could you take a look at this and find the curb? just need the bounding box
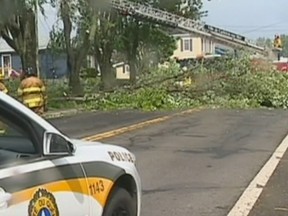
[43,109,85,119]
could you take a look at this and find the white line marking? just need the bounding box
[227,135,288,216]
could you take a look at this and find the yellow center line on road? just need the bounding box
[83,108,201,142]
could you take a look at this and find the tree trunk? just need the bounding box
[20,48,37,72]
[100,58,115,91]
[24,10,38,74]
[69,67,83,96]
[60,1,84,96]
[1,8,38,76]
[125,20,139,84]
[100,67,115,91]
[94,44,116,91]
[128,56,137,84]
[20,54,26,71]
[68,52,83,96]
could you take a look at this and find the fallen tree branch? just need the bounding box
[129,64,202,90]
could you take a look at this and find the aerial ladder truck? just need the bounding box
[110,0,282,61]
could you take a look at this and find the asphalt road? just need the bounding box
[48,109,169,138]
[50,108,288,216]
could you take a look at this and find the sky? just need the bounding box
[25,0,288,44]
[37,5,57,46]
[203,0,288,40]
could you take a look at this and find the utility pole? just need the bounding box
[35,0,40,77]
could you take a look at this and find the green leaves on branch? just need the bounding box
[83,56,288,111]
[48,26,65,54]
[155,0,207,19]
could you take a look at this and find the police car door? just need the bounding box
[0,102,90,216]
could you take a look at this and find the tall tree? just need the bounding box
[117,0,206,83]
[0,0,46,74]
[92,9,119,90]
[0,0,18,25]
[50,0,97,96]
[280,34,288,57]
[116,14,149,83]
[157,0,207,19]
[50,0,120,92]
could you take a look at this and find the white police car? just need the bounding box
[0,92,141,216]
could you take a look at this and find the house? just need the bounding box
[116,30,220,79]
[113,62,130,80]
[0,38,68,79]
[170,31,215,60]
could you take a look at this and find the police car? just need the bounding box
[0,92,141,216]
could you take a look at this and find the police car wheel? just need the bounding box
[103,187,135,216]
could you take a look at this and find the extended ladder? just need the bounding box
[111,0,266,54]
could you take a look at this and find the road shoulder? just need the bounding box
[248,137,288,216]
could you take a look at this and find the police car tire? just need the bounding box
[102,187,135,216]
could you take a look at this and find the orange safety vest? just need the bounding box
[17,76,46,108]
[274,37,282,48]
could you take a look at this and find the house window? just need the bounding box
[210,41,214,53]
[1,54,12,78]
[181,38,193,52]
[206,40,211,53]
[201,38,204,52]
[184,39,190,51]
[202,39,213,54]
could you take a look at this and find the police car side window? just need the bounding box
[0,114,36,158]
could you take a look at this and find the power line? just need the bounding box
[219,25,288,29]
[241,21,286,34]
[228,28,288,32]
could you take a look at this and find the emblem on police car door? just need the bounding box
[28,188,59,216]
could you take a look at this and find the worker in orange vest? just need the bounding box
[274,35,282,48]
[17,67,47,116]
